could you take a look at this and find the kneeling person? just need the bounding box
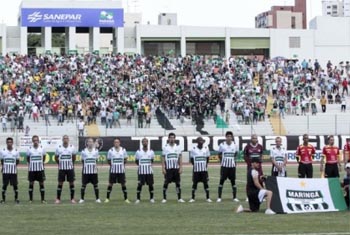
[236,158,276,215]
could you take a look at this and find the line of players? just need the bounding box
[0,132,349,211]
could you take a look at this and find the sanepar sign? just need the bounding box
[21,8,124,27]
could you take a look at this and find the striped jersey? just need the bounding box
[190,145,210,172]
[55,145,76,170]
[322,145,340,164]
[135,149,155,175]
[0,148,20,174]
[162,144,182,169]
[218,142,237,168]
[81,148,99,174]
[26,146,46,172]
[270,146,287,173]
[107,147,128,174]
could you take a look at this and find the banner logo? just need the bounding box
[28,11,43,22]
[286,189,329,212]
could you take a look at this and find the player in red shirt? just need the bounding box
[295,134,316,178]
[343,138,350,164]
[321,135,341,178]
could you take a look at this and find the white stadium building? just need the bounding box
[0,0,347,67]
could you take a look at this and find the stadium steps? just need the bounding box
[266,95,287,135]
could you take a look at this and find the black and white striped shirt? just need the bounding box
[55,145,76,170]
[162,144,182,169]
[0,148,20,174]
[26,146,46,172]
[190,146,210,172]
[135,149,155,175]
[107,147,127,174]
[81,148,99,174]
[218,142,237,168]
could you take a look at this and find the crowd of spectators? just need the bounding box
[0,53,349,133]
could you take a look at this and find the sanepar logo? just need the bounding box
[27,11,43,22]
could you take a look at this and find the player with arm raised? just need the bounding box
[217,131,239,203]
[189,137,212,203]
[161,132,185,203]
[55,135,77,204]
[26,135,47,203]
[79,138,101,203]
[0,137,20,204]
[105,137,130,203]
[135,138,155,204]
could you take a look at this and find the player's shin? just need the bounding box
[148,185,154,200]
[204,182,210,199]
[93,184,99,200]
[57,184,63,200]
[175,183,181,200]
[106,185,112,199]
[122,185,127,200]
[70,184,75,200]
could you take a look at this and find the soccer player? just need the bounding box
[161,132,185,203]
[79,138,101,203]
[217,131,239,203]
[321,135,341,178]
[243,134,264,175]
[189,136,212,203]
[295,134,316,178]
[55,135,77,204]
[270,137,287,177]
[236,158,275,215]
[343,138,350,164]
[105,137,129,203]
[135,138,155,204]
[0,137,20,204]
[26,135,47,203]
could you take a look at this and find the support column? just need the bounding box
[225,27,231,59]
[20,27,28,55]
[180,36,186,57]
[135,25,141,55]
[117,27,124,54]
[89,27,100,53]
[41,27,52,52]
[65,27,76,53]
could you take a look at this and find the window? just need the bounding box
[289,37,301,48]
[327,6,331,9]
[291,16,296,29]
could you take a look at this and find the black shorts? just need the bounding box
[193,171,209,183]
[58,170,75,183]
[298,163,313,178]
[3,174,18,186]
[164,169,181,184]
[138,174,154,186]
[28,171,46,182]
[220,167,236,181]
[82,174,98,185]
[109,173,126,184]
[247,190,261,212]
[325,163,339,178]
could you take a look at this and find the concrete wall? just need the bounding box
[6,26,20,54]
[270,29,314,61]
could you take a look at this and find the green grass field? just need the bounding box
[0,164,349,235]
